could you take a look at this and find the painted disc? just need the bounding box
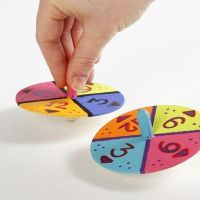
[90,105,200,174]
[16,81,124,118]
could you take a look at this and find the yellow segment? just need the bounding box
[77,83,116,96]
[153,105,200,134]
[19,98,88,118]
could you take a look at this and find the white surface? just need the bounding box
[0,0,200,200]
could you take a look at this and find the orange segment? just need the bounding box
[93,106,154,140]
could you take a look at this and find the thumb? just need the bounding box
[67,24,114,91]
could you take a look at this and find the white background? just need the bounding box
[0,0,200,200]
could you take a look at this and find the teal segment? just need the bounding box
[90,137,147,174]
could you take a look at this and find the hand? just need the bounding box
[36,0,153,91]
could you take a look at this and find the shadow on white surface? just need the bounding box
[68,147,173,191]
[0,108,97,144]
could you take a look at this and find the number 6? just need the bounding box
[163,117,185,129]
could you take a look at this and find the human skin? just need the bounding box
[36,0,153,91]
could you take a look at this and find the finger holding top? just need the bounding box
[36,0,154,92]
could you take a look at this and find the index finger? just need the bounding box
[36,0,67,88]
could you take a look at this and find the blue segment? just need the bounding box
[137,110,154,139]
[91,137,147,174]
[75,92,124,116]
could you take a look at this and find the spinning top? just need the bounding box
[16,81,124,119]
[90,105,200,173]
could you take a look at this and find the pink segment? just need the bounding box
[144,132,200,173]
[16,82,67,104]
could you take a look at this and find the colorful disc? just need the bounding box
[90,105,200,174]
[16,81,124,118]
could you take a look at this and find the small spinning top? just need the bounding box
[91,105,200,174]
[16,81,124,119]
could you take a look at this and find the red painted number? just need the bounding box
[45,101,68,110]
[118,118,138,132]
[159,141,189,158]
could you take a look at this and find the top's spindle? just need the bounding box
[137,109,154,140]
[67,86,77,99]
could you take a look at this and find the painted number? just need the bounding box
[111,143,135,158]
[163,117,186,129]
[159,141,189,158]
[45,101,68,110]
[118,118,138,132]
[159,141,181,153]
[87,98,108,105]
[32,90,55,97]
[82,85,92,93]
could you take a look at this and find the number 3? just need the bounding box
[110,143,134,158]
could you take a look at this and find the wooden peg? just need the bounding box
[67,86,77,99]
[137,109,154,140]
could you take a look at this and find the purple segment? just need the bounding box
[151,106,157,125]
[75,92,124,116]
[16,82,67,104]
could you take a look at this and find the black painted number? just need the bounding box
[87,98,108,105]
[110,143,135,158]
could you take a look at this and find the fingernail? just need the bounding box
[72,76,87,91]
